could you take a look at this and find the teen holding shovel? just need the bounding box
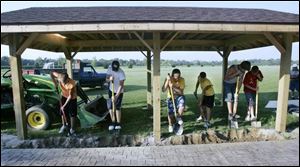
[162,69,185,133]
[106,60,126,132]
[224,61,251,121]
[243,66,264,121]
[51,71,77,136]
[194,72,215,128]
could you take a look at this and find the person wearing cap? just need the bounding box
[289,64,299,99]
[224,61,251,121]
[106,60,126,131]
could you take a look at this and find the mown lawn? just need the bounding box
[1,65,299,139]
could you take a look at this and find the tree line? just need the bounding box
[1,56,299,69]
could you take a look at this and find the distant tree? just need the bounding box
[128,64,133,69]
[1,56,10,66]
[34,57,44,68]
[57,56,66,68]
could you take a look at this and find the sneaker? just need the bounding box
[177,117,183,125]
[115,123,122,130]
[245,115,251,121]
[233,114,240,119]
[196,116,203,122]
[59,125,66,134]
[250,117,257,121]
[68,128,76,136]
[108,124,115,131]
[70,128,76,134]
[169,125,173,133]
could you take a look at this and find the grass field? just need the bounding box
[1,65,299,139]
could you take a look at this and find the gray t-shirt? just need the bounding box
[224,65,244,84]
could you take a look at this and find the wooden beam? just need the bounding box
[147,50,153,110]
[71,47,82,58]
[16,33,39,56]
[133,31,154,52]
[99,33,109,40]
[68,39,224,48]
[264,32,286,54]
[62,47,73,79]
[153,32,161,143]
[128,32,132,39]
[8,34,27,140]
[2,23,299,33]
[161,31,179,51]
[114,33,121,40]
[85,33,98,40]
[212,46,223,57]
[275,33,292,132]
[225,34,265,46]
[35,34,68,47]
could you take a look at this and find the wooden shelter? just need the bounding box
[1,7,299,141]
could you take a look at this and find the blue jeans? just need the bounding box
[245,93,256,107]
[224,82,236,102]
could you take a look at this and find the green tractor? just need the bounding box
[1,70,109,131]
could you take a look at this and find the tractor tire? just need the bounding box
[26,105,50,131]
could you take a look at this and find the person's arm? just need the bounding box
[257,70,264,81]
[51,71,59,88]
[162,75,171,92]
[194,80,200,96]
[61,88,72,111]
[224,67,239,81]
[115,80,125,99]
[238,73,244,92]
[244,84,257,91]
[173,79,184,96]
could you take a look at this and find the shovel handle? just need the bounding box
[168,73,177,117]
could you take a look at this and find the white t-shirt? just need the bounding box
[107,67,126,93]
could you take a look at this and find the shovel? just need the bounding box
[251,80,261,128]
[230,76,240,129]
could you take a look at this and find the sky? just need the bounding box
[1,1,299,61]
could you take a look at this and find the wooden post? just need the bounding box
[147,50,153,110]
[9,34,27,140]
[221,46,232,107]
[275,33,292,132]
[153,32,161,142]
[63,47,73,79]
[66,58,73,79]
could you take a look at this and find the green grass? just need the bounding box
[1,65,298,139]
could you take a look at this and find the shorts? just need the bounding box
[61,97,77,117]
[245,93,256,107]
[202,95,215,108]
[107,90,123,110]
[167,95,185,115]
[224,82,237,102]
[290,79,299,91]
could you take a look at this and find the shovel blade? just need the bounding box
[251,121,261,128]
